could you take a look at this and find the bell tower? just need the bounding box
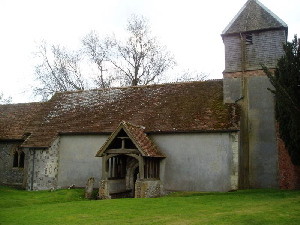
[222,0,287,78]
[221,0,288,188]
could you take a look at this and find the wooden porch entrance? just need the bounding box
[96,121,165,199]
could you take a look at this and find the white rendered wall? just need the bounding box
[57,135,108,188]
[56,132,238,192]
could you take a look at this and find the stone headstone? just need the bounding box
[85,177,95,199]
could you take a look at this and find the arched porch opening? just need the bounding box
[103,154,141,198]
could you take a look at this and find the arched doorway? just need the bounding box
[125,158,139,197]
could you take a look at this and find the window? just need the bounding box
[19,152,25,168]
[12,150,25,168]
[245,33,253,44]
[13,152,19,167]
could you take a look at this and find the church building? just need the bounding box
[1,0,299,198]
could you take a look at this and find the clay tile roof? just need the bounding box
[0,102,44,140]
[96,121,165,158]
[123,121,165,157]
[222,0,287,35]
[21,80,240,148]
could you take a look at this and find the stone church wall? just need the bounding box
[135,180,163,198]
[223,76,279,188]
[247,76,278,188]
[26,138,60,190]
[0,141,26,187]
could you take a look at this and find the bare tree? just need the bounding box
[33,15,202,98]
[173,70,209,82]
[83,15,176,87]
[111,15,176,86]
[82,31,116,88]
[34,41,86,100]
[0,91,12,104]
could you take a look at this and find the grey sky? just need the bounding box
[0,0,299,103]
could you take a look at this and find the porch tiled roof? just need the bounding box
[123,121,165,157]
[96,121,165,158]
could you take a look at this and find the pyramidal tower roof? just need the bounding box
[222,0,287,35]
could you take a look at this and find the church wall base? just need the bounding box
[135,180,163,198]
[98,180,111,200]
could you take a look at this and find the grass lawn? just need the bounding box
[0,186,299,225]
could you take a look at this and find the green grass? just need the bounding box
[0,186,299,225]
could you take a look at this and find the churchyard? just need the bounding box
[0,186,299,224]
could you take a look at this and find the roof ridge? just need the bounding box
[0,102,43,106]
[53,79,222,96]
[222,0,249,34]
[122,121,145,130]
[255,0,287,28]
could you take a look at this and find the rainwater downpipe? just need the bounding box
[240,32,250,188]
[30,150,35,190]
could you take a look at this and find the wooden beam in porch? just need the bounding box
[105,149,139,154]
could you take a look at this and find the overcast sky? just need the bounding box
[0,0,299,103]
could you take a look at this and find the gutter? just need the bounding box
[147,129,240,135]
